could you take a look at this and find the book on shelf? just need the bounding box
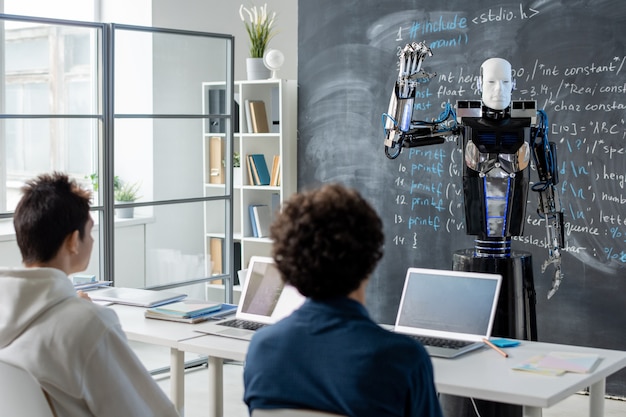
[270,192,281,222]
[250,154,271,185]
[247,154,262,185]
[248,100,270,133]
[145,302,237,324]
[208,136,224,184]
[249,204,260,237]
[244,99,253,133]
[246,154,256,185]
[252,204,271,237]
[209,237,223,276]
[270,155,280,186]
[270,86,280,133]
[207,88,226,133]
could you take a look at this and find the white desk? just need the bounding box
[109,304,205,417]
[177,335,626,417]
[432,341,626,417]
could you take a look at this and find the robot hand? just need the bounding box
[532,110,565,299]
[383,42,457,159]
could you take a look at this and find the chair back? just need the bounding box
[252,409,347,417]
[0,360,55,417]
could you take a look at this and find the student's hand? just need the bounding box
[77,290,92,301]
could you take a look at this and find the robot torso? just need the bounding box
[457,100,537,241]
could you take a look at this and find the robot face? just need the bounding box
[480,58,513,111]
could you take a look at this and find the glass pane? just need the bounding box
[116,200,229,288]
[2,117,100,210]
[80,209,103,281]
[2,20,101,115]
[0,219,22,268]
[4,0,95,21]
[115,118,227,202]
[5,37,49,72]
[114,28,230,114]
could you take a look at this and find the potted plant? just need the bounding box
[233,152,242,185]
[224,152,242,185]
[239,3,277,80]
[114,180,142,219]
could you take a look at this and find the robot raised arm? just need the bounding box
[531,110,565,299]
[382,42,458,159]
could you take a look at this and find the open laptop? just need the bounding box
[393,267,502,359]
[195,256,305,341]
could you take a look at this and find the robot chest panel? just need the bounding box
[465,141,530,175]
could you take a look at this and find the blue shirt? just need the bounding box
[244,297,443,417]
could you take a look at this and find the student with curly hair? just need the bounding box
[0,172,178,417]
[244,183,443,417]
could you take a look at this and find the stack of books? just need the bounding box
[247,154,280,186]
[246,154,270,186]
[145,301,237,324]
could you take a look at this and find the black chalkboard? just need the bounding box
[298,0,626,396]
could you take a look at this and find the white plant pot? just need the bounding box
[115,203,134,219]
[233,167,242,186]
[246,57,270,80]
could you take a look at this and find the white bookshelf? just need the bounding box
[202,79,297,298]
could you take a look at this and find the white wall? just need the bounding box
[151,0,298,81]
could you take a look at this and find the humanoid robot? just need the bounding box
[383,41,565,417]
[383,42,564,416]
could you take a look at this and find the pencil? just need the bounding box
[483,338,509,358]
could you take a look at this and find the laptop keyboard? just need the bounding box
[218,319,267,331]
[410,335,473,350]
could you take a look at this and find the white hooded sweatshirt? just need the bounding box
[0,267,179,417]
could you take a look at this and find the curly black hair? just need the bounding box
[271,183,384,300]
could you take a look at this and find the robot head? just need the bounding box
[479,58,514,111]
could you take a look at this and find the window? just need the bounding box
[0,13,235,300]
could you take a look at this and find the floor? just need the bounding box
[130,341,626,417]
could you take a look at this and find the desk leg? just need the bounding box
[170,348,185,417]
[208,356,224,417]
[170,348,185,416]
[522,406,542,417]
[589,378,606,417]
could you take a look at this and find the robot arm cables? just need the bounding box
[531,110,565,299]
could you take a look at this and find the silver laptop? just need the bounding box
[194,256,305,341]
[89,287,187,308]
[393,268,502,359]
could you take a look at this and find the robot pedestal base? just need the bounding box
[439,249,537,417]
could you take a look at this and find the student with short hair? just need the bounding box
[0,172,179,417]
[244,183,443,417]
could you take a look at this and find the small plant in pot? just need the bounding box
[114,181,142,218]
[224,153,242,185]
[233,152,242,185]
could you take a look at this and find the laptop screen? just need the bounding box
[394,268,502,341]
[239,258,284,317]
[237,256,305,323]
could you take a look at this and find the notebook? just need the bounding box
[393,268,502,359]
[194,256,305,341]
[89,287,187,308]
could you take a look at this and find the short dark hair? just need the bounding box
[271,183,384,299]
[13,172,92,264]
